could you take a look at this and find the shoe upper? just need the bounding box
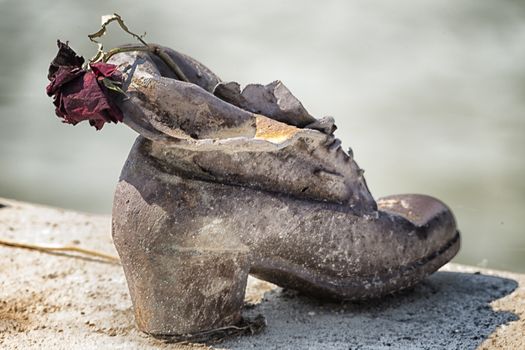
[109,45,377,213]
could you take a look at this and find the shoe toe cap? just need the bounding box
[377,193,459,260]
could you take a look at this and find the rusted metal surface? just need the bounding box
[109,45,460,337]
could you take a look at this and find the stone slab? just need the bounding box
[0,198,522,349]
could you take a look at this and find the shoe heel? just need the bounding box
[118,243,250,336]
[112,181,251,336]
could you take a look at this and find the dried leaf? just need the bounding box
[88,13,148,63]
[101,77,125,95]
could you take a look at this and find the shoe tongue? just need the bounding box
[214,80,336,135]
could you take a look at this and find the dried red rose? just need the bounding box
[46,40,124,130]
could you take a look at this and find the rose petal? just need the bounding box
[46,66,85,96]
[48,40,85,80]
[90,62,119,78]
[47,42,124,130]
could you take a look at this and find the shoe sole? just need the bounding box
[250,230,461,300]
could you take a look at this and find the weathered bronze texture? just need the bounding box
[109,46,460,336]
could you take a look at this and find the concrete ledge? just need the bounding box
[0,198,523,349]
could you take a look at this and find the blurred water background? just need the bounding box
[0,0,523,272]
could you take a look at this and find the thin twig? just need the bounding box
[159,315,266,344]
[87,14,190,82]
[104,45,189,82]
[151,45,190,82]
[103,45,151,62]
[0,238,120,264]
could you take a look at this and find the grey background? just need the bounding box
[0,0,524,272]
